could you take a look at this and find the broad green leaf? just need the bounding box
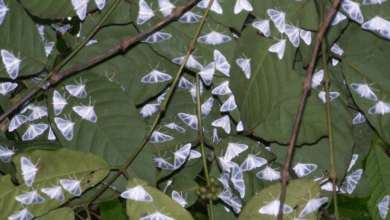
[100,198,127,220]
[326,196,369,220]
[125,178,194,220]
[213,203,237,220]
[0,0,46,79]
[340,23,390,144]
[366,142,390,220]
[35,208,74,220]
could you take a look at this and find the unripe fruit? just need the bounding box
[201,195,207,200]
[213,195,218,200]
[207,193,213,199]
[200,186,207,193]
[210,176,216,184]
[211,186,217,193]
[195,189,201,196]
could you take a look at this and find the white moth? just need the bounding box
[52,90,68,115]
[60,179,82,196]
[198,62,215,86]
[362,16,390,32]
[240,153,267,172]
[28,105,48,121]
[164,122,185,133]
[231,165,245,198]
[213,49,230,77]
[197,0,223,14]
[311,69,324,89]
[218,189,233,206]
[154,154,174,170]
[173,143,191,169]
[142,32,172,44]
[9,114,28,132]
[259,199,293,216]
[265,146,271,152]
[213,128,221,144]
[178,77,194,89]
[218,172,230,190]
[179,11,202,23]
[188,150,201,160]
[224,142,248,161]
[201,96,214,119]
[378,195,389,219]
[256,166,281,181]
[236,121,244,132]
[121,185,153,202]
[1,49,22,80]
[95,0,106,10]
[0,0,9,26]
[51,24,72,34]
[141,68,172,83]
[8,208,33,220]
[345,169,363,194]
[54,117,75,141]
[163,179,173,193]
[220,95,237,112]
[137,0,155,25]
[341,0,363,24]
[228,196,242,214]
[352,112,366,124]
[140,211,174,220]
[212,115,231,134]
[267,9,286,33]
[178,113,198,130]
[45,42,55,57]
[172,190,187,207]
[219,156,238,173]
[212,81,232,95]
[285,24,301,47]
[314,176,338,192]
[252,19,270,37]
[293,163,318,178]
[48,127,56,140]
[0,82,18,95]
[22,123,48,141]
[0,145,14,163]
[350,83,378,101]
[236,57,251,79]
[347,154,359,172]
[158,0,174,17]
[15,190,45,204]
[149,131,174,143]
[330,43,344,66]
[268,39,286,59]
[189,79,203,101]
[172,54,203,70]
[86,39,98,46]
[318,91,340,103]
[368,101,390,115]
[71,0,88,20]
[363,0,387,5]
[21,157,39,186]
[299,197,329,217]
[234,0,253,14]
[65,78,87,98]
[73,103,97,123]
[331,11,347,26]
[41,186,65,201]
[156,87,169,104]
[198,31,232,46]
[300,29,312,45]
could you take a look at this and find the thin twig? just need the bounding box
[277,1,342,219]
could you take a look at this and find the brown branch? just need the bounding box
[277,1,342,220]
[0,0,200,124]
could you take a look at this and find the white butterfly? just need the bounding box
[149,131,174,143]
[52,90,68,115]
[234,0,253,14]
[259,199,293,216]
[311,69,324,89]
[28,105,48,121]
[86,39,98,46]
[71,0,89,20]
[378,195,389,219]
[21,157,39,186]
[172,190,187,207]
[220,95,237,112]
[141,69,172,84]
[140,211,174,220]
[48,126,56,140]
[0,145,14,163]
[65,78,87,98]
[331,11,347,26]
[198,62,215,86]
[285,24,301,47]
[197,0,223,14]
[9,114,28,132]
[15,189,46,204]
[267,9,286,33]
[22,123,48,141]
[51,24,72,34]
[293,163,318,178]
[318,91,340,103]
[158,0,174,17]
[41,186,65,201]
[0,0,9,26]
[213,128,221,144]
[231,165,245,198]
[73,103,97,123]
[60,179,82,196]
[95,0,106,10]
[142,32,172,44]
[54,117,75,141]
[173,143,191,169]
[213,50,230,77]
[256,166,281,181]
[252,19,270,37]
[330,43,344,66]
[201,96,214,119]
[1,49,22,79]
[0,82,17,95]
[268,39,286,59]
[212,81,232,95]
[362,16,390,32]
[178,113,198,130]
[224,142,248,161]
[121,185,153,202]
[352,112,366,124]
[212,115,231,134]
[236,56,251,79]
[172,54,203,70]
[240,153,267,171]
[350,82,378,101]
[299,197,329,217]
[363,0,387,5]
[137,0,155,25]
[300,29,312,45]
[368,101,390,115]
[345,169,363,194]
[347,154,359,172]
[45,41,55,57]
[8,208,34,220]
[198,31,232,46]
[236,121,244,132]
[179,11,202,23]
[164,122,185,133]
[341,0,363,24]
[178,77,194,89]
[154,154,174,170]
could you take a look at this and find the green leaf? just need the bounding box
[0,0,46,79]
[366,142,390,220]
[100,198,127,220]
[125,178,194,220]
[35,208,74,220]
